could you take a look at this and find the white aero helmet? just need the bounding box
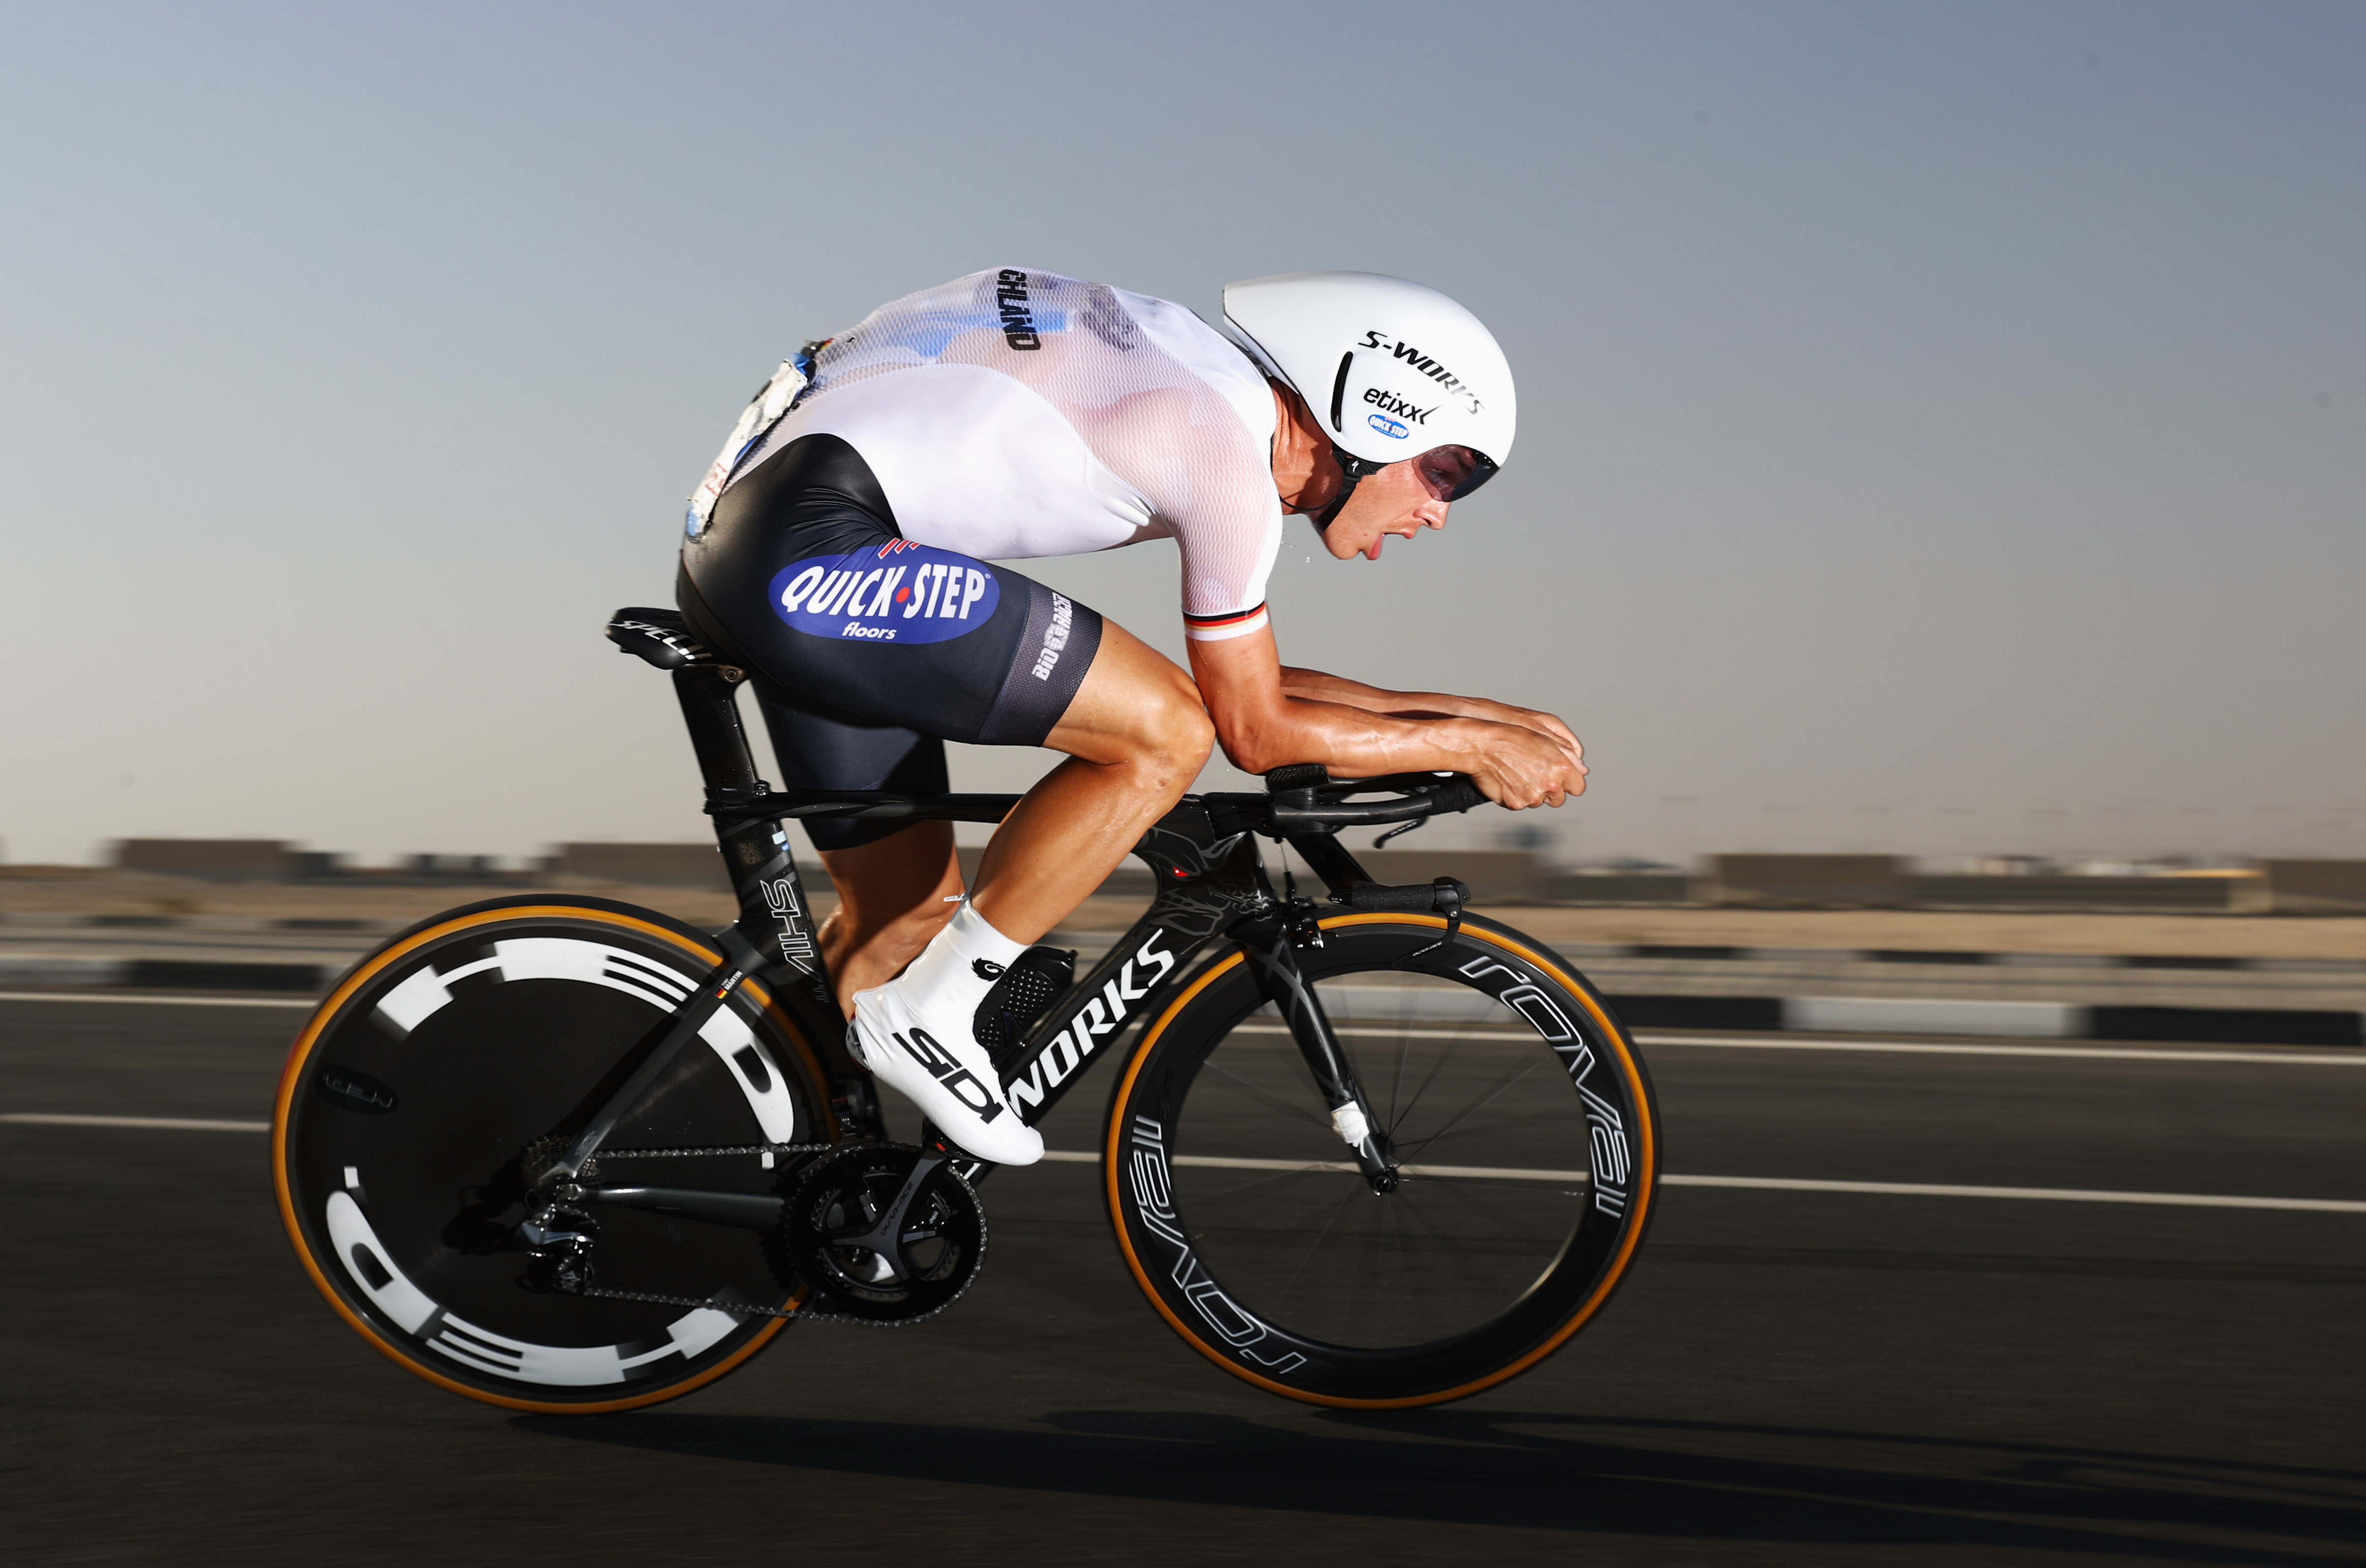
[1219,270,1516,517]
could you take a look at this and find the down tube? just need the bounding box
[998,910,1206,1125]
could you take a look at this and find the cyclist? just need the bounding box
[676,269,1586,1166]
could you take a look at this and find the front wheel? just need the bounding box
[272,896,834,1413]
[1105,913,1660,1408]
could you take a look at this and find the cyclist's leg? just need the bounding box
[753,623,1209,1002]
[682,432,1212,950]
[748,622,1213,970]
[968,621,1212,942]
[678,434,1208,1158]
[814,827,960,1013]
[747,683,962,1017]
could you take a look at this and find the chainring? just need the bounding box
[781,1144,986,1324]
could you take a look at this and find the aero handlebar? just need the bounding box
[707,769,1490,839]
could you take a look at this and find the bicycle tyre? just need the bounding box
[272,895,834,1413]
[1104,912,1659,1408]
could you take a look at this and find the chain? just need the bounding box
[574,1282,812,1321]
[562,1142,844,1321]
[592,1142,837,1161]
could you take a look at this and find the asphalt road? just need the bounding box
[3,993,2361,1567]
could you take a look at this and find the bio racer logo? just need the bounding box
[769,540,999,643]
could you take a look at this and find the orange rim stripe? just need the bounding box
[270,901,825,1414]
[1103,913,1658,1410]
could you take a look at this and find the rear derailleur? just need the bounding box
[515,1134,602,1293]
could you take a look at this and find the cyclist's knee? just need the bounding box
[1053,633,1212,787]
[1145,695,1216,784]
[1113,671,1213,791]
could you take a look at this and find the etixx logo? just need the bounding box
[769,540,999,643]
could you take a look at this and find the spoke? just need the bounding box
[1387,1029,1474,1138]
[1390,1183,1523,1320]
[1280,1183,1368,1302]
[1385,994,1414,1131]
[1394,1055,1549,1159]
[1184,1160,1355,1207]
[1397,1175,1588,1199]
[1202,1054,1332,1132]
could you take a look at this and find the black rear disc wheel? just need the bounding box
[1104,913,1660,1408]
[272,896,832,1412]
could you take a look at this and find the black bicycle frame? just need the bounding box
[551,661,1465,1194]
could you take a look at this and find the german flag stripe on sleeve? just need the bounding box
[1182,603,1270,642]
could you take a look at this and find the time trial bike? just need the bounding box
[271,608,1660,1413]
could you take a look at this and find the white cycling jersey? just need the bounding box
[716,268,1284,641]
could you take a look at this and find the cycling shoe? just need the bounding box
[850,978,1044,1167]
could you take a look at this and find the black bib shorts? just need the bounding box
[678,434,1105,850]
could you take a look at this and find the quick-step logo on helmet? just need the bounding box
[1357,331,1484,415]
[1361,386,1432,427]
[996,268,1043,351]
[769,539,999,643]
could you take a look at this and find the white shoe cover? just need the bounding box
[851,977,1044,1167]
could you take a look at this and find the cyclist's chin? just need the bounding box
[1318,528,1371,562]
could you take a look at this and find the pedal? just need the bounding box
[828,1075,887,1142]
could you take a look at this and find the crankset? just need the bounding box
[780,1143,987,1325]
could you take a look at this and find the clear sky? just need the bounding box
[2,0,2360,869]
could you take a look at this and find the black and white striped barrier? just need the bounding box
[0,955,331,991]
[1272,985,2366,1048]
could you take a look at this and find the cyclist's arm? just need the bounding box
[1275,666,1583,767]
[1186,626,1584,808]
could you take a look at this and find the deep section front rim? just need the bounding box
[1104,913,1658,1408]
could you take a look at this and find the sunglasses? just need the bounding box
[1316,443,1500,532]
[1333,444,1499,500]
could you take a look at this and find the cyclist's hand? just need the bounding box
[1445,697,1584,777]
[1506,704,1585,776]
[1466,722,1588,809]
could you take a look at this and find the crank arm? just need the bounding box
[829,1155,946,1280]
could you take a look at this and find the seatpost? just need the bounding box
[670,663,801,940]
[669,662,836,1070]
[671,665,765,801]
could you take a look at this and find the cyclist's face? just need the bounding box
[1321,446,1480,562]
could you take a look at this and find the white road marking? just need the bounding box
[0,994,2354,1065]
[5,1118,2353,1213]
[0,1112,272,1132]
[1637,1033,2366,1067]
[1227,1021,2366,1067]
[1040,1148,1584,1182]
[1654,1174,2366,1213]
[1039,1150,2365,1213]
[0,990,316,1009]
